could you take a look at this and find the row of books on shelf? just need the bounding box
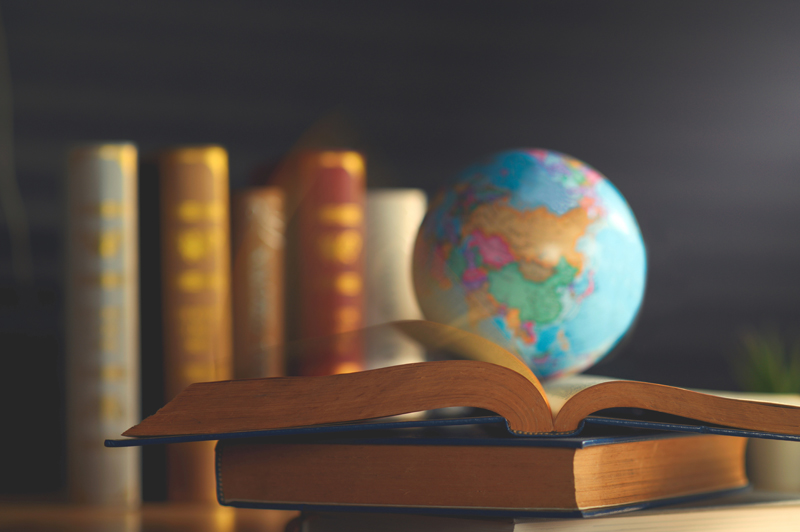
[65,142,428,506]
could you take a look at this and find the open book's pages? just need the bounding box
[542,374,616,416]
[543,373,800,438]
[111,320,800,444]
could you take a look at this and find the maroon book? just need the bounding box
[295,151,366,376]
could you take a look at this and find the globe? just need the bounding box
[412,149,646,380]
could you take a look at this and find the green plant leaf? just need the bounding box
[736,328,800,394]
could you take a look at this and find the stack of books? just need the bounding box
[107,320,800,522]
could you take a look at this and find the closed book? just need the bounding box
[159,145,233,502]
[66,142,140,506]
[294,151,366,376]
[294,492,800,532]
[213,428,747,517]
[231,186,285,378]
[364,189,427,369]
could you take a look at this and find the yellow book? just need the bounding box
[158,145,233,503]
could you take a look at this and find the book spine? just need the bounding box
[66,143,140,506]
[160,145,232,502]
[231,187,285,378]
[364,189,428,369]
[296,151,366,376]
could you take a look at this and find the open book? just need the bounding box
[112,320,800,445]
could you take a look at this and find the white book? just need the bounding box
[65,143,140,506]
[364,188,427,369]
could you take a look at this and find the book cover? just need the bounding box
[66,142,140,506]
[212,427,747,518]
[294,151,366,376]
[159,145,233,502]
[231,186,286,378]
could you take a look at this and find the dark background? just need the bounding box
[1,0,800,497]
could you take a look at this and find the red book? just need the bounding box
[295,151,366,376]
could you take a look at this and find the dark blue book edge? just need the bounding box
[105,414,800,447]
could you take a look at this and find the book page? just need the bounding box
[689,389,800,406]
[391,320,545,391]
[544,374,800,419]
[389,320,553,423]
[543,374,617,417]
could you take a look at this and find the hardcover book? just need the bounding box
[158,145,233,502]
[293,150,367,376]
[66,142,140,506]
[232,186,286,378]
[213,428,747,517]
[364,189,428,369]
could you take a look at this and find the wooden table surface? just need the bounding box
[0,503,299,532]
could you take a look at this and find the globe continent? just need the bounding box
[412,149,646,380]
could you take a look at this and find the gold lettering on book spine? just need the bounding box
[318,203,363,226]
[98,229,122,258]
[315,151,365,179]
[334,272,362,296]
[317,230,363,264]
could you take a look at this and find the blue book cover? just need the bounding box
[105,411,800,448]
